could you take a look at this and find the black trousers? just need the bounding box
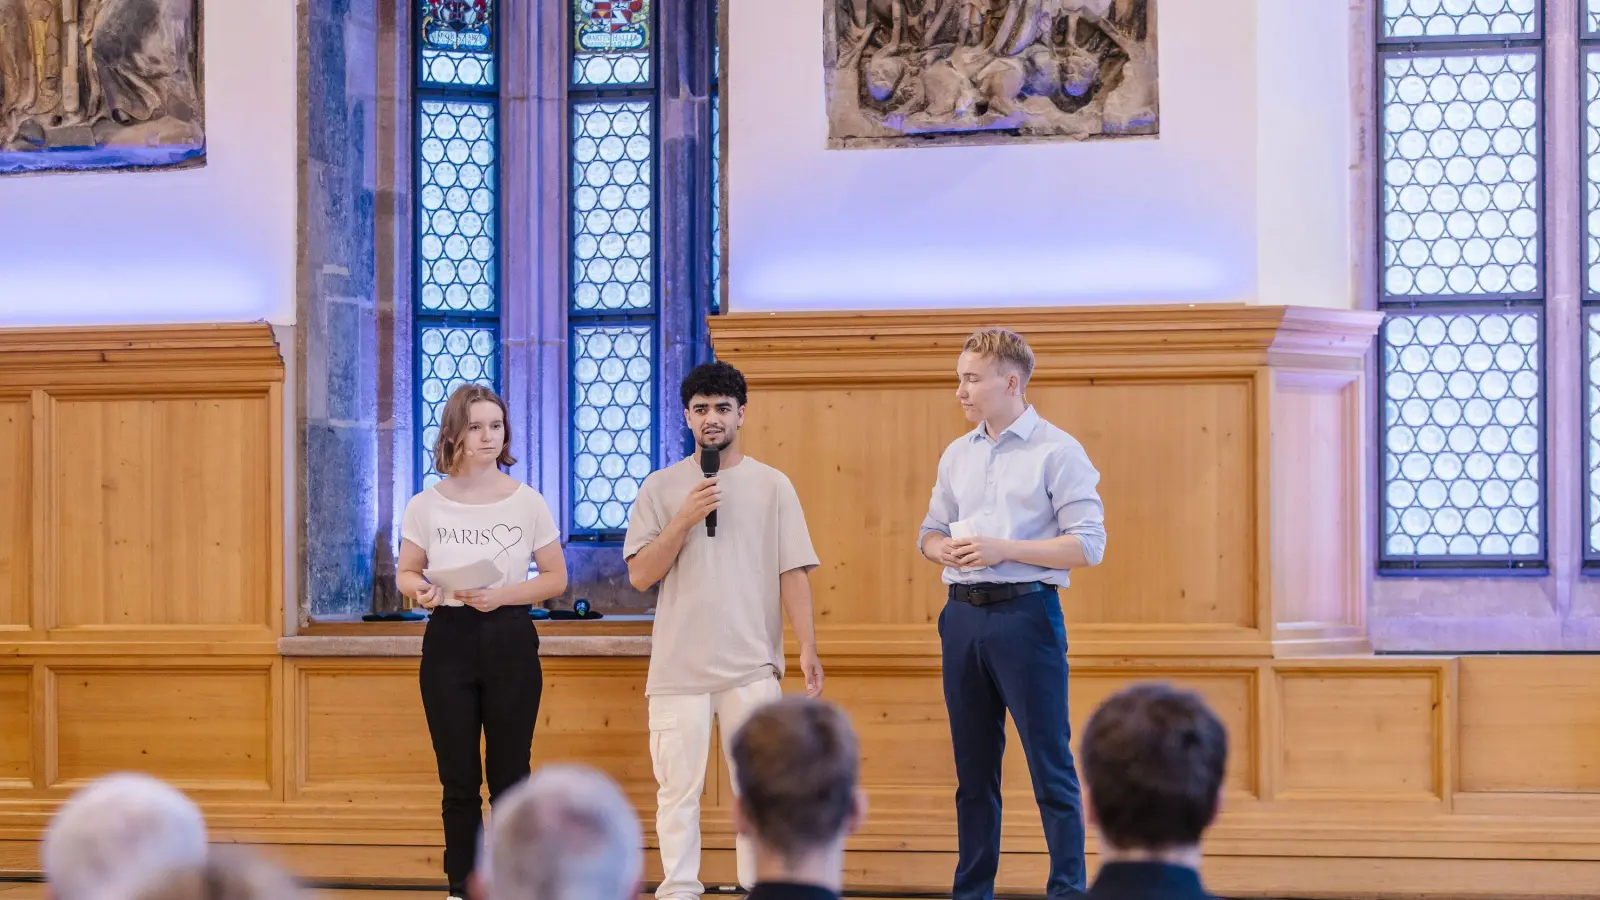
[419,605,543,891]
[940,588,1085,900]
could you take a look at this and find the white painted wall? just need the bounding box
[1256,0,1357,309]
[0,2,297,327]
[728,0,1357,311]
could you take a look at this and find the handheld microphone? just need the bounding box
[699,447,720,537]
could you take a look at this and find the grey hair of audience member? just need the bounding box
[41,772,209,900]
[478,764,643,900]
[110,847,305,900]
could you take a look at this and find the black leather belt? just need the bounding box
[949,581,1055,606]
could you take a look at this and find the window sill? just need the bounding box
[283,611,654,657]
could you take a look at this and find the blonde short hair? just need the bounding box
[963,327,1035,384]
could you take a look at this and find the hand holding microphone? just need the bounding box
[699,447,720,537]
[673,452,721,536]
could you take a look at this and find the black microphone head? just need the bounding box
[700,446,720,476]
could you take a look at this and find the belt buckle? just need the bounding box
[969,587,990,606]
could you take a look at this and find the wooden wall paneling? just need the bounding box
[44,657,279,797]
[536,658,657,809]
[0,324,285,646]
[1032,376,1258,634]
[1457,655,1600,795]
[0,666,30,788]
[290,659,437,804]
[29,389,51,644]
[712,305,1382,659]
[0,394,29,634]
[1269,659,1451,807]
[1268,366,1368,654]
[740,387,958,632]
[48,391,275,638]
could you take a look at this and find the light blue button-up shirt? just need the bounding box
[918,405,1106,587]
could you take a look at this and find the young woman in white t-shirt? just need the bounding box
[396,383,567,900]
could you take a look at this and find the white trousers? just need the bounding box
[650,676,783,900]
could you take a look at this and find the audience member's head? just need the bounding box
[730,696,864,876]
[42,772,209,900]
[476,764,643,900]
[110,847,305,900]
[1081,683,1228,860]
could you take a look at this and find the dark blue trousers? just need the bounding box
[940,588,1085,900]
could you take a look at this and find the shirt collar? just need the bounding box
[969,405,1041,444]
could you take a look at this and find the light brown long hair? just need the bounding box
[434,383,517,476]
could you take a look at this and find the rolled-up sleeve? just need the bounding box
[918,448,958,550]
[1047,442,1107,566]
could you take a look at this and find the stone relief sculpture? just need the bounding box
[0,0,203,173]
[825,0,1156,147]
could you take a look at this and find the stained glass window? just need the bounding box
[421,0,496,88]
[711,39,722,314]
[1587,315,1600,556]
[574,0,652,87]
[569,0,657,537]
[1377,19,1544,568]
[1381,52,1540,300]
[1382,312,1541,559]
[420,326,500,487]
[572,101,654,312]
[1585,27,1600,559]
[572,325,655,531]
[420,101,497,313]
[1382,0,1537,39]
[415,0,501,491]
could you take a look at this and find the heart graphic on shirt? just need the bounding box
[491,524,524,559]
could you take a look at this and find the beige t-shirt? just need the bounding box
[624,456,819,696]
[400,483,560,605]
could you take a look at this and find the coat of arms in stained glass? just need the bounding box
[422,0,494,54]
[575,0,650,55]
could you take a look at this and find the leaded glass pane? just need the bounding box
[1382,0,1537,39]
[1589,0,1600,36]
[1586,52,1600,295]
[711,97,722,314]
[573,0,651,86]
[419,101,497,314]
[572,324,654,532]
[1382,312,1541,559]
[421,0,495,88]
[419,326,498,488]
[1588,313,1600,554]
[1381,52,1540,300]
[572,100,654,312]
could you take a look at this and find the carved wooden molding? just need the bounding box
[0,324,284,388]
[711,304,1383,383]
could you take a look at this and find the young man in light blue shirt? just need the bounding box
[918,327,1108,900]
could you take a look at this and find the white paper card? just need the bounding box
[423,557,503,607]
[948,519,983,570]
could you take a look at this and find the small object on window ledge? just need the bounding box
[530,607,551,620]
[361,610,426,622]
[543,598,604,620]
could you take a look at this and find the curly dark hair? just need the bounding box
[679,361,748,408]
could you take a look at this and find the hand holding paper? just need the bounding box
[940,518,1004,566]
[422,557,504,607]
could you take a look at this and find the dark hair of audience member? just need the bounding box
[730,696,860,862]
[1080,682,1228,851]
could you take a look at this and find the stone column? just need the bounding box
[297,0,385,624]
